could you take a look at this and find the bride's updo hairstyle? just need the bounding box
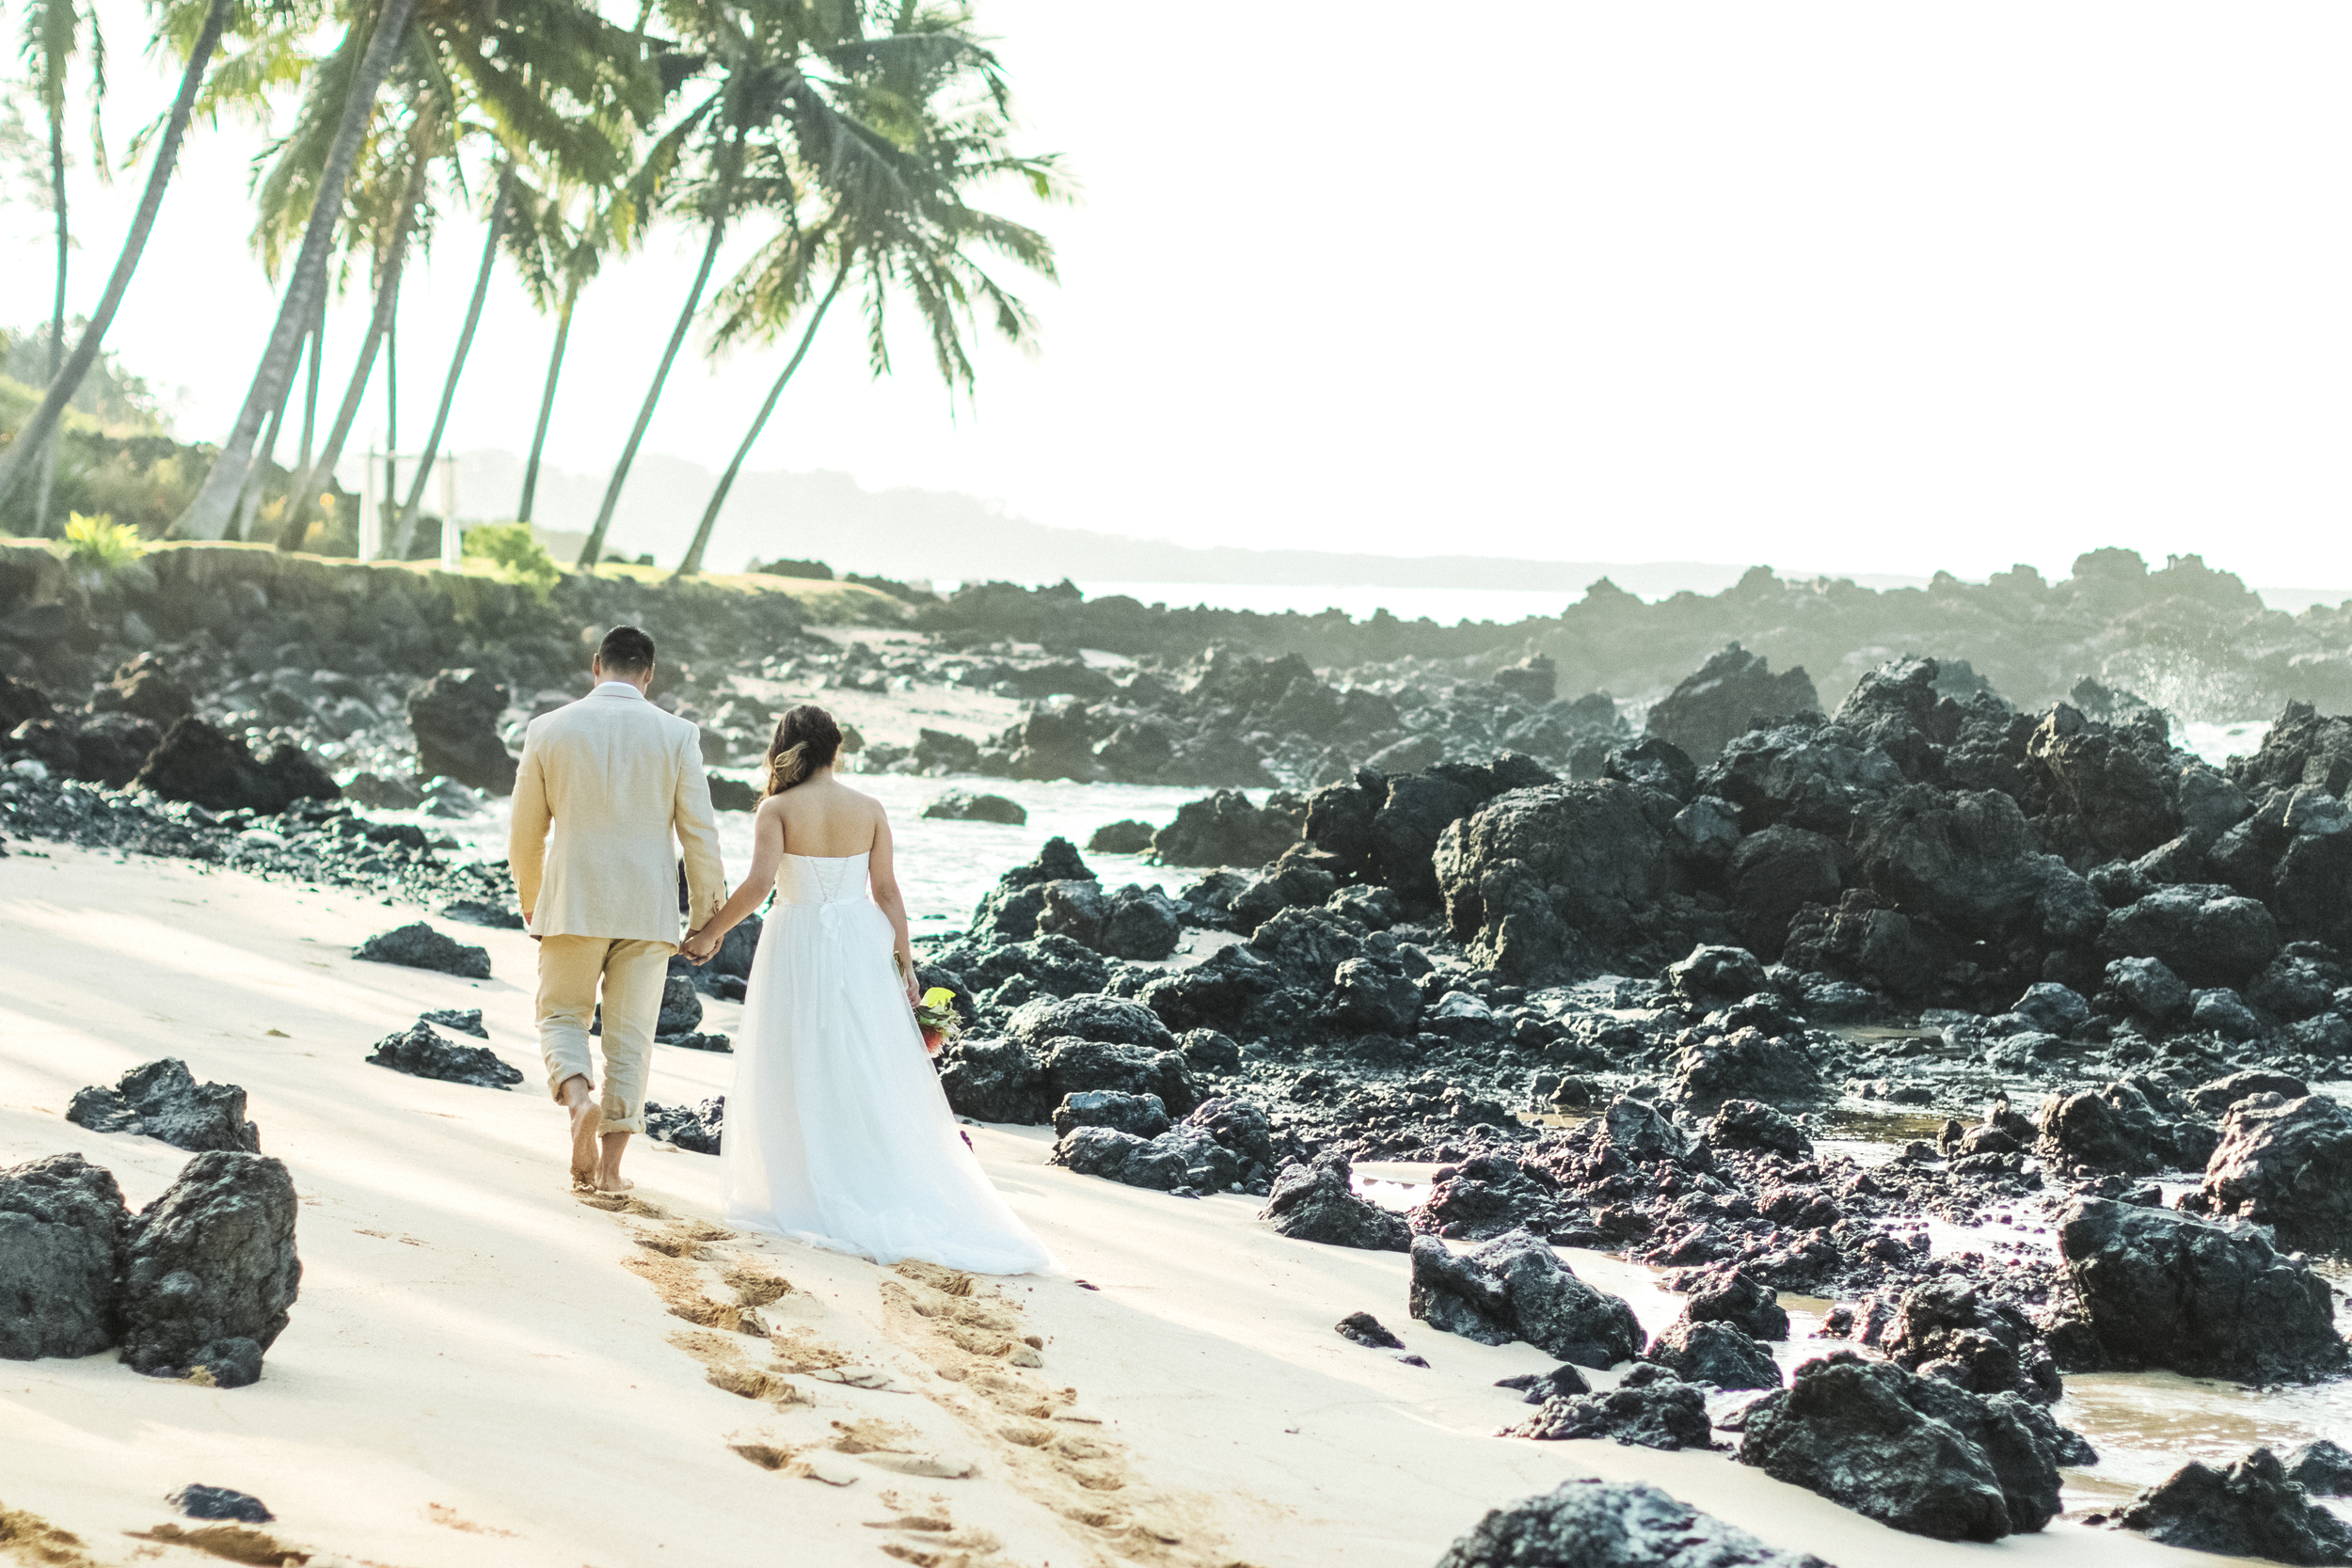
[764,704,843,795]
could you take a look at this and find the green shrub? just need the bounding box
[463,520,564,592]
[750,556,834,580]
[61,511,145,571]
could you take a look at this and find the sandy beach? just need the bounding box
[0,843,2289,1568]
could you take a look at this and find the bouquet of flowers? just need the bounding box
[913,987,962,1057]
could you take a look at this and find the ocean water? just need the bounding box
[2178,719,2270,769]
[1056,580,1589,626]
[417,770,1225,928]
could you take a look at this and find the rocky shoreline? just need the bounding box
[6,538,2352,1562]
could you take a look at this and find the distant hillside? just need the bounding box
[446,448,1920,598]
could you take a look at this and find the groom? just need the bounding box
[509,626,725,1195]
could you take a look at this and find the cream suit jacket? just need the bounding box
[508,683,726,943]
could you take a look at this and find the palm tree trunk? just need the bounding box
[577,170,735,569]
[298,291,324,471]
[516,273,578,525]
[672,264,849,579]
[233,333,300,541]
[35,113,67,536]
[0,0,231,515]
[275,150,428,550]
[390,165,513,558]
[172,0,420,540]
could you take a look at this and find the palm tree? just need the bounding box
[386,161,514,555]
[389,0,671,547]
[573,0,890,570]
[276,0,662,553]
[272,93,442,549]
[510,178,637,522]
[0,0,238,516]
[669,11,1063,578]
[570,80,747,567]
[172,0,422,540]
[19,0,105,537]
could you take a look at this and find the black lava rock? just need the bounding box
[1705,1099,1812,1159]
[134,717,339,815]
[1086,819,1155,854]
[167,1485,274,1523]
[0,1152,129,1359]
[1495,1364,1593,1402]
[937,1037,1053,1125]
[645,1097,724,1154]
[407,668,517,794]
[421,1007,488,1038]
[1050,1126,1190,1190]
[922,789,1027,825]
[1644,1319,1783,1391]
[2056,1196,2346,1382]
[67,1058,261,1153]
[1040,1037,1202,1118]
[1336,1310,1405,1349]
[365,1024,524,1089]
[1883,1276,2059,1404]
[1409,1228,1645,1369]
[1052,1090,1171,1140]
[2192,1093,2352,1254]
[1675,1263,1789,1340]
[352,923,491,979]
[1647,644,1820,765]
[2285,1440,2352,1497]
[1152,789,1300,866]
[1738,1351,2063,1542]
[655,972,704,1038]
[2116,1447,2352,1566]
[119,1151,301,1385]
[1500,1365,1713,1450]
[1436,1478,1831,1568]
[1261,1150,1409,1251]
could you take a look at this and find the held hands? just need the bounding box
[681,926,722,965]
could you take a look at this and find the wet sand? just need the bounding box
[0,843,2305,1567]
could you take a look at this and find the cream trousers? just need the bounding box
[534,935,674,1135]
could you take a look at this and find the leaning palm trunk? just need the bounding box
[298,292,324,471]
[389,165,513,558]
[275,148,428,551]
[172,0,420,540]
[0,0,232,515]
[233,324,306,540]
[34,115,67,536]
[576,172,735,568]
[516,272,580,524]
[672,265,849,579]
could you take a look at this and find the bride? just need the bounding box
[680,704,1054,1276]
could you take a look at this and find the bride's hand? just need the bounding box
[681,927,720,964]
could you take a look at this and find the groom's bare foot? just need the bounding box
[595,1128,633,1196]
[568,1098,604,1185]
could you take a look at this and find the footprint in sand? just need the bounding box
[586,1197,1246,1566]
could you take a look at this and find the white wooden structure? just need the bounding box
[356,451,460,567]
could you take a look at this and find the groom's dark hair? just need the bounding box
[596,626,656,676]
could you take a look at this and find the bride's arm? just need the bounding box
[681,801,785,962]
[868,807,918,1002]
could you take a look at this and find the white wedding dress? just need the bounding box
[721,852,1056,1275]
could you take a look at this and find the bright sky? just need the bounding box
[10,2,2352,585]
